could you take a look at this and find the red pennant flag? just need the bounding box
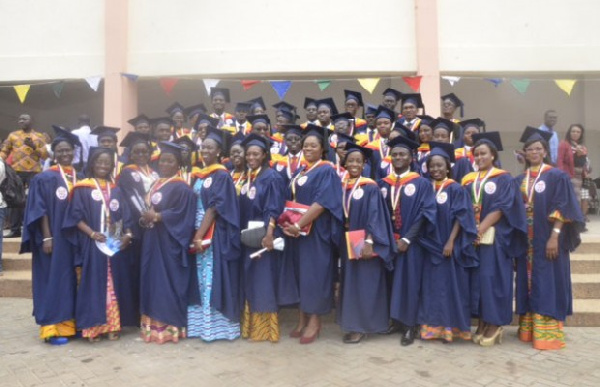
[402,76,422,92]
[241,80,260,91]
[160,78,179,96]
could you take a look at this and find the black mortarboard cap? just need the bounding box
[304,97,317,109]
[280,124,303,137]
[441,93,464,117]
[51,125,81,150]
[127,114,151,127]
[392,122,417,142]
[247,114,271,126]
[247,97,266,112]
[344,142,373,160]
[234,102,252,112]
[183,104,207,117]
[231,132,246,146]
[173,135,198,151]
[91,125,120,140]
[431,118,455,133]
[520,126,553,144]
[210,87,231,102]
[206,127,233,151]
[374,105,395,121]
[460,118,484,130]
[417,115,435,127]
[344,89,364,106]
[303,123,329,148]
[150,117,174,127]
[272,101,297,112]
[401,93,424,109]
[119,132,151,149]
[314,98,338,116]
[383,88,403,101]
[193,114,220,130]
[388,134,419,151]
[275,108,295,122]
[429,141,456,163]
[365,104,378,116]
[331,112,354,124]
[472,131,503,151]
[165,102,185,116]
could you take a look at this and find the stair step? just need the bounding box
[0,271,31,298]
[571,254,600,273]
[3,238,22,254]
[2,253,32,271]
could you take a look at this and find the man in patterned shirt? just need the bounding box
[0,113,48,237]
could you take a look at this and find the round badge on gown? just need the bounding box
[56,186,68,201]
[437,192,448,204]
[353,188,364,200]
[298,175,308,186]
[151,192,162,205]
[421,163,428,173]
[91,189,102,201]
[248,186,256,200]
[109,199,119,211]
[380,161,389,169]
[132,172,141,182]
[240,185,248,195]
[535,181,546,193]
[381,187,388,199]
[276,163,284,172]
[404,183,416,197]
[484,181,496,195]
[203,177,212,189]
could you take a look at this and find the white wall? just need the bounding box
[438,0,600,72]
[128,0,417,77]
[0,0,104,81]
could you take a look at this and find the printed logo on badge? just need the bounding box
[91,189,103,201]
[55,186,68,200]
[203,177,212,189]
[248,186,256,200]
[421,163,428,173]
[535,181,546,193]
[240,185,248,195]
[380,161,389,169]
[484,182,496,195]
[381,187,388,199]
[109,199,119,211]
[437,192,448,204]
[298,175,308,186]
[353,188,364,200]
[404,183,416,197]
[151,192,162,205]
[276,164,284,172]
[132,172,141,182]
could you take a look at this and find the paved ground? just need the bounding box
[1,298,599,387]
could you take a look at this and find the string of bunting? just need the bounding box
[0,74,588,104]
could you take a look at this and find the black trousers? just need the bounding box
[8,171,36,233]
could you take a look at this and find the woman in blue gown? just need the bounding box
[22,126,80,345]
[461,132,527,347]
[188,127,242,342]
[338,142,396,344]
[281,124,343,344]
[238,133,285,342]
[63,147,134,342]
[418,142,478,343]
[514,128,584,350]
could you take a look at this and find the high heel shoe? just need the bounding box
[479,327,503,347]
[299,327,320,344]
[289,327,304,338]
[472,333,483,345]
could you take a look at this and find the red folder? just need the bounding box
[277,201,313,235]
[345,229,377,260]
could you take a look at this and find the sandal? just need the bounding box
[343,332,365,344]
[88,336,101,343]
[107,332,120,341]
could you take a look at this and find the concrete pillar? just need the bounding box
[104,0,137,139]
[414,0,441,117]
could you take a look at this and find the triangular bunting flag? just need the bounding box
[358,78,380,94]
[121,73,139,82]
[316,80,331,91]
[13,85,30,104]
[203,79,220,95]
[270,81,292,100]
[160,78,178,96]
[441,76,461,86]
[85,76,102,91]
[241,80,260,91]
[554,79,577,96]
[510,79,531,95]
[402,76,422,92]
[484,78,504,88]
[52,82,64,98]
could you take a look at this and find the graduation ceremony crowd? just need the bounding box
[15,86,586,352]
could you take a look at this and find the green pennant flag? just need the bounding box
[510,79,530,95]
[316,80,331,91]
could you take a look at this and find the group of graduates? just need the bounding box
[22,86,584,351]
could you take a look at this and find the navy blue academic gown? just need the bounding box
[239,168,285,313]
[514,167,584,321]
[197,168,242,322]
[139,178,198,328]
[63,180,136,329]
[379,172,441,327]
[418,180,478,332]
[462,170,527,326]
[339,179,396,333]
[22,167,78,326]
[278,161,344,315]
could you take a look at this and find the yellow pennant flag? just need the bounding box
[554,79,576,96]
[14,84,31,104]
[358,78,380,94]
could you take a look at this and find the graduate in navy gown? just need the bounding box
[63,147,134,342]
[116,132,159,328]
[272,125,304,187]
[138,142,197,344]
[281,124,343,345]
[365,106,395,180]
[452,119,484,183]
[338,142,396,344]
[461,132,527,347]
[418,142,478,343]
[238,134,285,342]
[22,126,80,345]
[378,135,441,346]
[188,128,242,341]
[514,127,584,350]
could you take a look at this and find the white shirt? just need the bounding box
[71,125,97,164]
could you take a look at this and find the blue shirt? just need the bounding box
[539,124,559,164]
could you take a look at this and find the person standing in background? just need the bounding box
[0,113,48,238]
[538,110,559,164]
[71,114,97,171]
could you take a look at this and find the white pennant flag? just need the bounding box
[441,76,461,87]
[203,79,220,95]
[85,76,102,91]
